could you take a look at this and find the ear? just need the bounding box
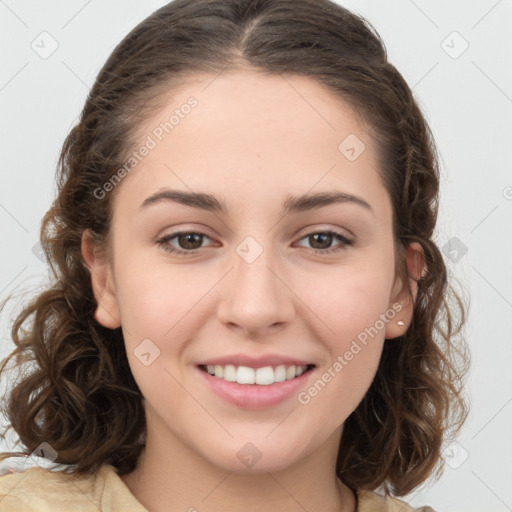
[385,241,426,340]
[81,229,121,329]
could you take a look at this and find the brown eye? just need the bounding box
[175,233,204,250]
[308,232,334,250]
[296,230,353,254]
[156,231,210,255]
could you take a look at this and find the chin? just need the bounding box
[200,437,308,475]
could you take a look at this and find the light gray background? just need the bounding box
[1,1,511,511]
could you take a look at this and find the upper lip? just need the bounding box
[198,353,315,369]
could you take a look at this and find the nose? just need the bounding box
[216,238,295,337]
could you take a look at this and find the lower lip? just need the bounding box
[197,366,316,410]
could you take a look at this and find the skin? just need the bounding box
[82,70,425,512]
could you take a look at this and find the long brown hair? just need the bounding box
[0,0,469,496]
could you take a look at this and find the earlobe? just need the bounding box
[81,229,121,329]
[385,241,426,340]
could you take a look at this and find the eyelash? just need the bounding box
[156,229,353,256]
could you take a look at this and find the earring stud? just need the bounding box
[397,320,405,326]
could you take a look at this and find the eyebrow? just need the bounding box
[139,189,374,216]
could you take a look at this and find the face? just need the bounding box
[84,70,419,475]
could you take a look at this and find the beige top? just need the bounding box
[0,464,435,511]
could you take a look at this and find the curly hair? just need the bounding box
[0,0,469,496]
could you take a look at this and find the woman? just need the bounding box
[0,0,469,510]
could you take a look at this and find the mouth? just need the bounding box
[196,362,317,409]
[197,363,316,386]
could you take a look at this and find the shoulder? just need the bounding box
[356,489,437,512]
[0,464,147,512]
[0,464,105,511]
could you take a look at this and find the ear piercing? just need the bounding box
[397,320,405,326]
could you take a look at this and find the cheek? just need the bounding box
[300,266,395,420]
[293,257,393,407]
[113,251,206,337]
[297,258,394,346]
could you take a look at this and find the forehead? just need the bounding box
[112,70,389,220]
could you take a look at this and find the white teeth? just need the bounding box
[274,365,287,383]
[223,364,237,382]
[236,366,255,384]
[286,365,296,380]
[255,366,274,385]
[203,364,310,385]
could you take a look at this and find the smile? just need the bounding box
[199,363,314,385]
[197,364,316,409]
